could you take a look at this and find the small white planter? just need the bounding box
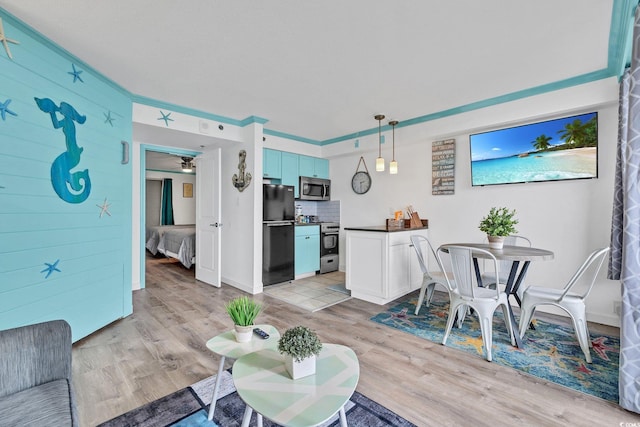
[487,235,505,250]
[284,354,316,380]
[234,325,253,343]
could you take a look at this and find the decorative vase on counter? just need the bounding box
[284,354,316,380]
[234,324,253,343]
[487,235,505,250]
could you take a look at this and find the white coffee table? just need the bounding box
[232,343,359,427]
[205,324,280,420]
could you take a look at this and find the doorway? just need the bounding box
[140,146,200,289]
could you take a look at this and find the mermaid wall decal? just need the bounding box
[35,97,91,203]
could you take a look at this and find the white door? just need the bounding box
[195,149,221,287]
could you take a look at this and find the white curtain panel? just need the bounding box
[610,6,640,413]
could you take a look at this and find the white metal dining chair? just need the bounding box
[410,235,451,315]
[481,235,532,293]
[517,247,610,363]
[437,245,515,362]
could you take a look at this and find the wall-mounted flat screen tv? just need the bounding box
[469,112,598,186]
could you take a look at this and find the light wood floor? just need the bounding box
[72,255,640,426]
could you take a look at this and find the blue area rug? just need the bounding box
[98,370,415,427]
[370,295,620,402]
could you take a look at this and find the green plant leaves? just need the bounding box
[225,296,262,326]
[277,325,323,362]
[479,206,518,237]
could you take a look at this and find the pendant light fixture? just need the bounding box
[375,114,385,172]
[389,120,398,174]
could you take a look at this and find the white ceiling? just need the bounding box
[0,0,621,145]
[145,151,194,174]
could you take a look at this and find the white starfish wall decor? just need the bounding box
[0,18,20,60]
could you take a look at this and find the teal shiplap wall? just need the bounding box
[0,11,133,341]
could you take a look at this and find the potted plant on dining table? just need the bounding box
[479,206,518,249]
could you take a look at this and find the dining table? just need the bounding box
[439,243,554,348]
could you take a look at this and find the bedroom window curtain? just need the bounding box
[161,178,174,225]
[609,5,640,413]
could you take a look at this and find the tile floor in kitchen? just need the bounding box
[262,271,349,312]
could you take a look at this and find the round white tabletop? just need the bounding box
[233,343,359,427]
[205,324,280,420]
[205,324,280,359]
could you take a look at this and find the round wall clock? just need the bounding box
[352,171,371,194]
[351,157,372,194]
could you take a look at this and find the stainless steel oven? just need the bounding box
[320,222,339,273]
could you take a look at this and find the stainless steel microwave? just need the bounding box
[299,176,331,201]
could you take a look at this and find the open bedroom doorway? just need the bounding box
[141,146,200,288]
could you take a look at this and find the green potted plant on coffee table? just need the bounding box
[225,296,262,343]
[479,206,518,249]
[278,325,323,379]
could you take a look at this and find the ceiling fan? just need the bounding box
[180,156,195,172]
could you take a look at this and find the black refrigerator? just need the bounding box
[263,184,295,286]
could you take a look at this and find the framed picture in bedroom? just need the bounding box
[183,183,193,198]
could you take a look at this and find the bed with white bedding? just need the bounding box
[156,226,196,268]
[146,225,189,255]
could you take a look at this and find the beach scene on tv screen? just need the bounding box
[470,112,597,186]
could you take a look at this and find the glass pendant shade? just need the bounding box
[389,120,398,175]
[374,114,385,172]
[389,160,398,174]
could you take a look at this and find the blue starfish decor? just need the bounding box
[103,111,114,126]
[41,259,61,279]
[68,64,84,83]
[0,99,17,121]
[158,111,174,127]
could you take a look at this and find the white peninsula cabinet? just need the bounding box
[345,226,429,305]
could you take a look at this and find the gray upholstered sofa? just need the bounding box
[0,320,78,426]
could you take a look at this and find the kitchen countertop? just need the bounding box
[344,225,429,233]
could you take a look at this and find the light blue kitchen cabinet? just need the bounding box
[281,151,300,197]
[314,157,330,179]
[263,148,282,179]
[295,225,320,276]
[298,155,329,179]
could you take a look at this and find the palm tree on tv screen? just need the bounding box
[558,118,597,148]
[532,134,552,151]
[582,116,598,147]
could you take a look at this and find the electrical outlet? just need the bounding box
[613,301,622,315]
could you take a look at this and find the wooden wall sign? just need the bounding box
[432,139,455,195]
